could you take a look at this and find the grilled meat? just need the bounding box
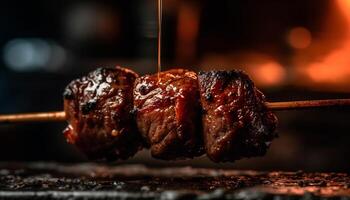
[63,67,143,160]
[198,70,278,162]
[63,67,278,162]
[134,69,204,160]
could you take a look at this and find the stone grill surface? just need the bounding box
[0,163,349,200]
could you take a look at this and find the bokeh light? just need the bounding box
[3,38,66,72]
[250,61,286,87]
[287,27,312,49]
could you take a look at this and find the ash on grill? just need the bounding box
[0,163,349,200]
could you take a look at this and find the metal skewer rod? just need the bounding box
[0,99,350,123]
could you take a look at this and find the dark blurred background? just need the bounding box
[0,0,349,172]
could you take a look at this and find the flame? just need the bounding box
[302,0,350,87]
[338,0,350,18]
[199,1,350,90]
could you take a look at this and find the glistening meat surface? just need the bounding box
[198,70,278,162]
[134,69,204,160]
[63,67,278,162]
[63,67,143,160]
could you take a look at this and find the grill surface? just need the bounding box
[0,163,349,200]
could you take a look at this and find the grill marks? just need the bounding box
[63,67,278,162]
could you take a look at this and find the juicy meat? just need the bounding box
[134,69,203,160]
[63,67,143,160]
[62,66,278,163]
[198,70,278,162]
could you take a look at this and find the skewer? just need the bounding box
[0,111,65,123]
[265,99,350,111]
[0,99,349,123]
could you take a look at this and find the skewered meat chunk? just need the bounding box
[198,70,278,162]
[62,67,278,163]
[63,67,144,160]
[134,69,204,160]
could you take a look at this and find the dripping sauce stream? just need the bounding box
[157,0,162,80]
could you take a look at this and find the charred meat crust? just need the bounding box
[63,67,278,163]
[134,69,204,160]
[198,70,278,162]
[63,66,144,160]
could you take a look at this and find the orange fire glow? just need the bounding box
[176,2,200,64]
[251,61,286,87]
[302,0,350,87]
[288,27,312,49]
[200,52,286,87]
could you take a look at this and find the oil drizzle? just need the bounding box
[157,0,163,79]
